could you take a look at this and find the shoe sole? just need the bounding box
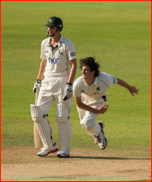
[101,138,107,150]
[57,154,70,158]
[38,148,58,157]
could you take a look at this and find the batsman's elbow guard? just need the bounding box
[62,83,73,101]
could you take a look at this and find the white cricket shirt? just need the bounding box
[40,35,76,78]
[73,72,117,105]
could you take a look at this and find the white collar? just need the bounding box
[46,34,63,47]
[84,77,97,86]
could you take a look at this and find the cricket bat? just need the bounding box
[34,89,41,150]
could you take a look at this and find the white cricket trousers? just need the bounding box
[77,102,105,136]
[36,76,72,154]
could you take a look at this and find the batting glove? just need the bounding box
[33,79,42,93]
[62,83,73,101]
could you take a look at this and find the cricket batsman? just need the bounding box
[30,16,77,158]
[73,57,139,150]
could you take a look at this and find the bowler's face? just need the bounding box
[81,65,94,80]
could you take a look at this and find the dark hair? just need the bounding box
[79,57,100,77]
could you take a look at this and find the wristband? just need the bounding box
[36,79,41,83]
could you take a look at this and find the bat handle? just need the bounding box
[35,88,39,106]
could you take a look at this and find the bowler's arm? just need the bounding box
[74,95,108,114]
[116,78,139,97]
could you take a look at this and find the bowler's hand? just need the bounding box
[128,86,139,97]
[97,105,109,114]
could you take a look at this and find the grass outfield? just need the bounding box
[1,1,151,157]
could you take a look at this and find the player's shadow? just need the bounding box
[45,155,151,160]
[69,156,151,160]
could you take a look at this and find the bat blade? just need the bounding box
[34,88,41,150]
[34,123,41,150]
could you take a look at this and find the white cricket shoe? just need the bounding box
[57,150,70,158]
[94,121,104,144]
[98,137,107,150]
[37,144,58,156]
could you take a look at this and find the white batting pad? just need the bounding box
[57,120,71,154]
[30,104,44,122]
[56,103,69,122]
[30,104,54,150]
[35,118,55,150]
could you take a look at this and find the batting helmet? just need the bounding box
[45,16,63,32]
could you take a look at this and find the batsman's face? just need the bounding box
[81,65,95,80]
[48,26,58,36]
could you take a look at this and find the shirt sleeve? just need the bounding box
[73,80,81,97]
[101,73,117,88]
[106,75,117,87]
[66,41,77,61]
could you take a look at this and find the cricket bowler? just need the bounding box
[73,57,139,150]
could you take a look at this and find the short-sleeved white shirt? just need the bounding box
[73,72,117,105]
[40,35,76,78]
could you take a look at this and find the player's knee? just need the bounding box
[56,103,69,122]
[30,104,45,122]
[84,123,94,131]
[81,118,95,131]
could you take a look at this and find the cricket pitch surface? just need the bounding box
[1,146,151,181]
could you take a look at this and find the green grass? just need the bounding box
[1,1,151,158]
